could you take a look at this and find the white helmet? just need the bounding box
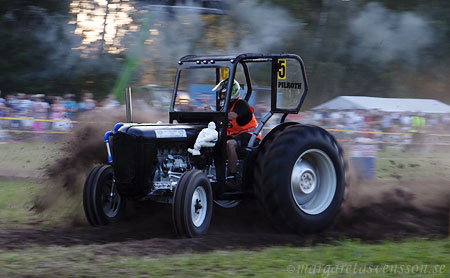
[212,78,240,100]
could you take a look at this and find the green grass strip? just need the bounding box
[0,239,448,277]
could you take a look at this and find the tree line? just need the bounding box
[1,0,449,106]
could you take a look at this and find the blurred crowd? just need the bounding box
[0,91,120,142]
[287,109,450,147]
[1,90,449,148]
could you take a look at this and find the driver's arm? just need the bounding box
[229,100,253,125]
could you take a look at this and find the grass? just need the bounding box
[1,142,448,181]
[376,146,450,181]
[0,179,41,228]
[0,142,83,229]
[1,142,449,229]
[0,178,83,229]
[0,144,449,277]
[0,142,448,183]
[0,239,448,277]
[0,141,60,173]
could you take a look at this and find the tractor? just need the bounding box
[83,53,347,237]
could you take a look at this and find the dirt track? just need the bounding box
[0,190,448,255]
[1,111,449,255]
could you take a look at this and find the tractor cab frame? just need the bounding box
[169,53,309,196]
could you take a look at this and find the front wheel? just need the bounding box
[172,170,213,237]
[256,124,346,233]
[83,165,126,226]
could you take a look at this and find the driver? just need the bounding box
[212,78,259,188]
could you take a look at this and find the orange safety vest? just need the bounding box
[227,98,259,138]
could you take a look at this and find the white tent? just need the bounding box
[313,96,450,114]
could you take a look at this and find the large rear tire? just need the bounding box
[172,170,213,237]
[253,122,297,202]
[83,165,126,226]
[256,124,346,233]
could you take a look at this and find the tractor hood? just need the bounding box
[116,123,207,142]
[111,123,208,197]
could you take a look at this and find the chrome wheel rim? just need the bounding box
[101,178,121,218]
[191,186,208,227]
[291,149,336,215]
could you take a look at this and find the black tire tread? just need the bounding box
[90,165,111,225]
[253,123,296,206]
[172,170,195,236]
[83,165,103,226]
[172,170,213,238]
[256,124,346,233]
[83,164,125,226]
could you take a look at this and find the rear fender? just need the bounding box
[259,122,299,151]
[244,121,299,191]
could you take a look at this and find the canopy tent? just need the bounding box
[313,96,450,114]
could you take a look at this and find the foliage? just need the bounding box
[265,0,450,106]
[0,0,119,100]
[1,0,449,104]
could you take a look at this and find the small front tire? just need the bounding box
[172,170,213,237]
[83,165,126,226]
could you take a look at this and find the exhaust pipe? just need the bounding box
[125,87,133,123]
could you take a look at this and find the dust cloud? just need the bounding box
[32,106,167,225]
[31,108,450,239]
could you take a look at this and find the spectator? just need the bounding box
[62,94,78,120]
[0,89,4,105]
[313,108,325,126]
[19,94,35,130]
[51,97,73,132]
[0,100,6,117]
[381,113,393,133]
[78,93,96,112]
[0,95,6,143]
[400,112,412,129]
[101,94,120,109]
[8,94,22,130]
[52,112,72,132]
[50,97,66,121]
[0,89,448,147]
[443,113,450,124]
[346,109,364,131]
[32,94,50,132]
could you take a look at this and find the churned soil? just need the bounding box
[1,110,449,255]
[0,193,448,256]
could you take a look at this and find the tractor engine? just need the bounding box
[111,123,213,199]
[152,147,192,193]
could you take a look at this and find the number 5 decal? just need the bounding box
[278,59,286,79]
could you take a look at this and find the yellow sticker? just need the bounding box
[278,59,286,80]
[220,67,229,80]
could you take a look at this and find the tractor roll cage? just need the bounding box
[169,53,309,124]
